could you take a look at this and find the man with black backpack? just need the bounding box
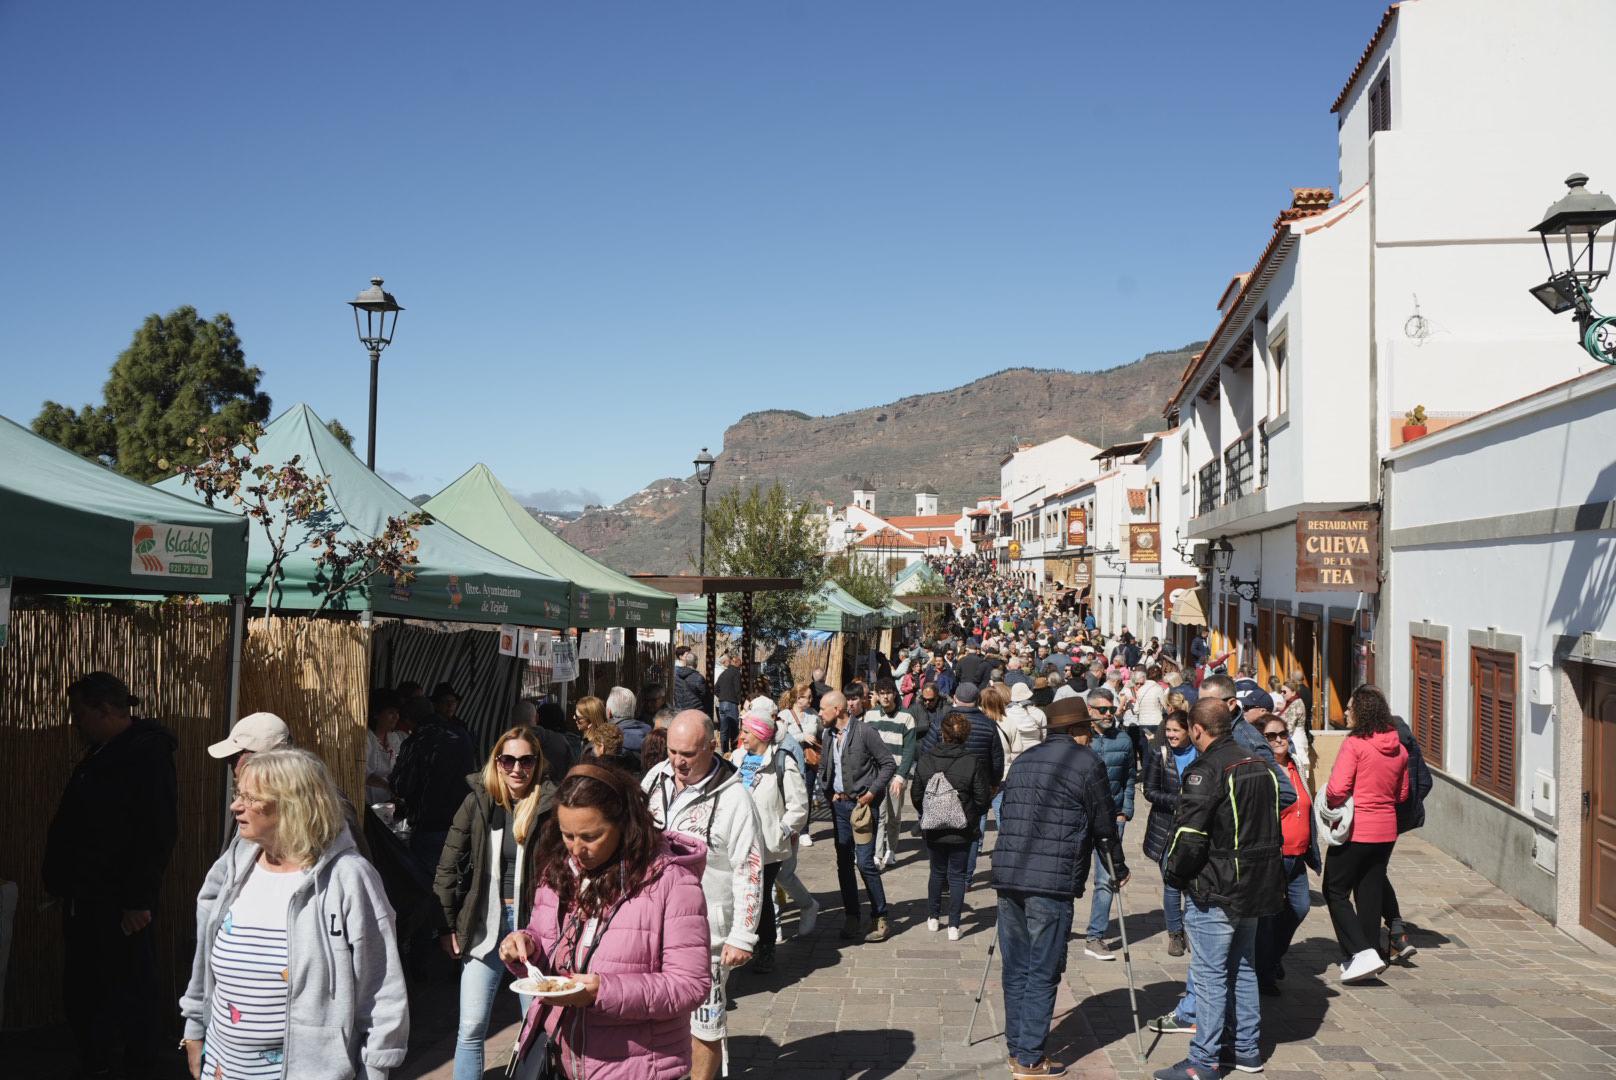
[1381,713,1435,960]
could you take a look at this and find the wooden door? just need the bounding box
[1294,617,1319,728]
[1327,618,1354,725]
[1257,608,1273,686]
[1582,669,1616,947]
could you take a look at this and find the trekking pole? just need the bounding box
[1103,847,1146,1058]
[964,938,997,1045]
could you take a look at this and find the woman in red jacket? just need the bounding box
[1322,685,1409,985]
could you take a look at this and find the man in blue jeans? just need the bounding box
[1082,688,1135,960]
[992,697,1127,1079]
[1153,698,1284,1080]
[816,690,897,943]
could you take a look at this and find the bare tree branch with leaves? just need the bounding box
[174,424,429,622]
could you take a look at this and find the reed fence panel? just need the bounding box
[0,598,232,1030]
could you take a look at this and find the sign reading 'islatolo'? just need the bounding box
[1295,511,1379,593]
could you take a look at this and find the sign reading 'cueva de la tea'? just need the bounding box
[130,523,214,578]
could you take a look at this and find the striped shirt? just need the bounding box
[201,865,306,1079]
[862,707,917,781]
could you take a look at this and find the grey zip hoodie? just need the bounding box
[180,827,409,1080]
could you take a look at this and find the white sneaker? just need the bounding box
[947,926,961,941]
[800,833,814,847]
[798,900,820,937]
[1340,948,1389,984]
[927,917,941,932]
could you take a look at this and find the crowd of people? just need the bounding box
[42,552,1434,1080]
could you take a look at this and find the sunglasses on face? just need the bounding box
[497,754,538,771]
[1090,704,1116,714]
[1264,732,1289,743]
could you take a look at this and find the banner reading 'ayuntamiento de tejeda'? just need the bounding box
[1295,510,1380,593]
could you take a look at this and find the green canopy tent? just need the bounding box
[892,560,946,598]
[0,413,249,595]
[675,581,877,633]
[156,404,572,626]
[880,598,918,626]
[424,464,676,630]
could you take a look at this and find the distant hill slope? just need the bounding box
[557,344,1201,574]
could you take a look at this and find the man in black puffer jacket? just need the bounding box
[991,696,1126,1080]
[1153,699,1283,1080]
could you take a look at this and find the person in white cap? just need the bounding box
[209,711,369,860]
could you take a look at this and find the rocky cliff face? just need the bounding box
[557,344,1200,574]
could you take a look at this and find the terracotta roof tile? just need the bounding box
[1331,4,1405,114]
[883,514,958,530]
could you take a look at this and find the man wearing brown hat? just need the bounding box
[990,695,1129,1079]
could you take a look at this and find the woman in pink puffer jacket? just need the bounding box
[500,763,711,1080]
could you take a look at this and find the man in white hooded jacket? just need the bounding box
[643,709,764,1080]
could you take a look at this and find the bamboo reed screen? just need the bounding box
[0,598,232,1030]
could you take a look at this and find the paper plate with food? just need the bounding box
[509,973,584,998]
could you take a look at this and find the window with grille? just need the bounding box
[1410,636,1444,767]
[1369,70,1392,134]
[1470,647,1517,803]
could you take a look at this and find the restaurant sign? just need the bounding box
[1007,540,1023,560]
[1066,508,1088,548]
[1295,511,1380,593]
[1071,558,1093,591]
[1128,523,1161,564]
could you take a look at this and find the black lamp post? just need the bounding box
[693,448,716,574]
[1212,536,1260,601]
[1529,173,1616,363]
[347,277,404,469]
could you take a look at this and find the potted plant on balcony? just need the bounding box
[1402,405,1429,443]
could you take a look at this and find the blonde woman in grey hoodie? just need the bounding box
[181,749,408,1080]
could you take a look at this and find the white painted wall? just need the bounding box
[1000,436,1101,505]
[1384,367,1616,816]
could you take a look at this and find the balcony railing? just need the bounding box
[1197,460,1221,516]
[1259,423,1270,489]
[1224,430,1254,501]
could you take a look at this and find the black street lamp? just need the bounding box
[1212,537,1260,601]
[693,448,716,575]
[1529,173,1616,363]
[347,277,404,469]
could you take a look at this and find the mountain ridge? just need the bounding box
[557,343,1201,574]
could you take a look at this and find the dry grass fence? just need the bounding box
[0,602,371,1031]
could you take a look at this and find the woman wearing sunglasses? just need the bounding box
[434,726,555,1080]
[1254,712,1320,995]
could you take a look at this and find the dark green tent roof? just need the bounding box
[0,413,249,594]
[156,404,572,626]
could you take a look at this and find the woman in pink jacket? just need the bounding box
[1322,685,1409,986]
[500,763,711,1080]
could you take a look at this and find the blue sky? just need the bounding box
[1,1,1389,507]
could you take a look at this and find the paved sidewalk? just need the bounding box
[398,802,1616,1079]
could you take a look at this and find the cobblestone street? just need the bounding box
[398,807,1616,1080]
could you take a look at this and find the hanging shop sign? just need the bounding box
[1162,575,1198,622]
[130,523,213,579]
[1128,523,1161,565]
[1295,511,1380,593]
[1007,540,1022,560]
[550,638,579,682]
[1071,558,1093,591]
[1066,508,1088,548]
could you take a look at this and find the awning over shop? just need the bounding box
[0,413,249,594]
[424,464,677,629]
[880,598,918,626]
[1169,585,1209,626]
[156,404,573,626]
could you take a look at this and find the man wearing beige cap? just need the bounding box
[208,710,292,769]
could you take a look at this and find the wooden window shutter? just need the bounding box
[1370,70,1392,134]
[1411,636,1444,765]
[1470,648,1517,803]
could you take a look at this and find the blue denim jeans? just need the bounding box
[965,813,991,882]
[997,891,1075,1068]
[927,843,970,927]
[716,700,741,752]
[1182,899,1259,1072]
[1256,855,1312,983]
[831,798,886,921]
[1085,820,1126,938]
[454,903,534,1080]
[1162,881,1186,934]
